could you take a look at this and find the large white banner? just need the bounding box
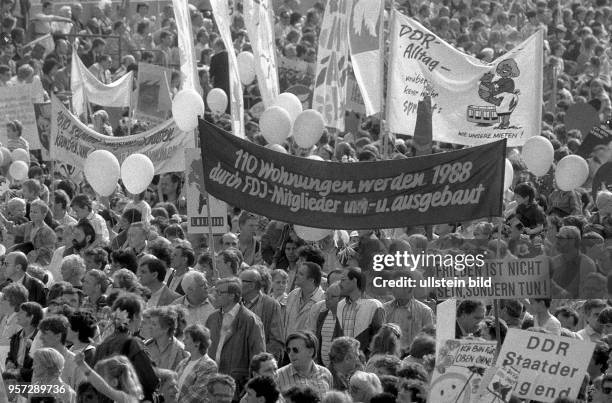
[312,0,353,131]
[71,48,133,118]
[0,84,39,149]
[348,0,383,116]
[244,0,280,108]
[210,0,246,138]
[172,0,200,94]
[50,97,194,174]
[387,11,543,147]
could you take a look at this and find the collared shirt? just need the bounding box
[320,311,336,368]
[173,296,215,328]
[533,313,562,336]
[577,324,602,342]
[147,286,165,308]
[215,303,240,364]
[384,298,434,351]
[284,287,325,340]
[145,336,187,371]
[341,297,359,338]
[276,362,332,399]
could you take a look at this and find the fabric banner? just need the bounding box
[210,0,246,138]
[50,97,194,174]
[0,84,39,149]
[134,62,174,124]
[172,0,200,93]
[199,119,505,229]
[185,148,229,234]
[430,256,551,299]
[312,0,353,131]
[243,0,280,108]
[346,75,366,114]
[387,11,543,146]
[495,329,595,402]
[33,102,51,160]
[71,48,133,118]
[576,124,612,158]
[347,0,383,116]
[430,339,497,402]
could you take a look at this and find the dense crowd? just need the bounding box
[0,0,611,402]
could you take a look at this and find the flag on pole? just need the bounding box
[347,0,383,117]
[172,0,201,94]
[70,47,133,118]
[210,0,246,138]
[387,10,543,147]
[312,0,353,131]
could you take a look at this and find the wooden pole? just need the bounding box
[379,3,387,159]
[494,221,503,355]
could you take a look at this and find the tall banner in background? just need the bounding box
[348,0,383,116]
[312,0,352,131]
[134,62,174,124]
[0,84,38,149]
[50,97,193,174]
[387,11,543,146]
[71,48,133,118]
[244,0,280,107]
[172,0,200,93]
[211,0,246,138]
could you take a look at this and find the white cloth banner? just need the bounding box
[70,48,133,118]
[0,84,39,149]
[172,0,201,94]
[387,11,543,147]
[312,0,353,131]
[243,0,280,108]
[210,0,246,138]
[348,0,383,116]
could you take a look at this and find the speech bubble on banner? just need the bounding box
[564,103,600,138]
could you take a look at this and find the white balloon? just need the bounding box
[237,52,256,85]
[504,159,514,190]
[0,147,11,167]
[84,150,120,196]
[294,225,332,242]
[306,155,324,161]
[260,106,292,145]
[206,88,228,115]
[521,136,554,177]
[265,144,288,154]
[273,93,303,122]
[8,160,28,181]
[555,155,589,191]
[172,89,205,131]
[121,154,155,194]
[11,148,29,163]
[293,109,324,148]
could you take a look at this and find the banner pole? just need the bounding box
[379,3,387,160]
[205,191,217,276]
[494,221,503,355]
[552,65,558,115]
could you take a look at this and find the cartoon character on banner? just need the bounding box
[470,58,521,129]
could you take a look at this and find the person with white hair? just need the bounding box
[60,254,86,287]
[348,370,383,403]
[30,347,76,402]
[171,270,215,327]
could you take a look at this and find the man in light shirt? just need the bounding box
[527,298,562,336]
[577,299,608,342]
[137,255,180,308]
[284,262,325,341]
[171,271,215,327]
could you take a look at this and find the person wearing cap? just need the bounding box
[550,226,597,298]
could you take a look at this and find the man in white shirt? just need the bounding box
[284,262,325,341]
[527,298,561,336]
[171,271,215,327]
[70,194,109,245]
[577,299,608,342]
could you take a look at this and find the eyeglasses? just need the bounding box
[603,387,612,394]
[0,261,8,267]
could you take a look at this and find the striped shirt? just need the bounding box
[341,298,358,338]
[7,137,29,152]
[320,311,336,368]
[283,287,325,340]
[276,362,332,399]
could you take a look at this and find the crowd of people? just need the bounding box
[0,0,610,402]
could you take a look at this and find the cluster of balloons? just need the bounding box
[171,87,229,132]
[84,151,154,197]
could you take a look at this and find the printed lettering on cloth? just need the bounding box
[347,0,383,116]
[34,102,52,160]
[387,11,543,147]
[50,97,194,174]
[0,84,38,148]
[495,329,595,402]
[210,0,246,138]
[199,119,505,229]
[71,48,133,118]
[312,0,352,131]
[172,0,200,93]
[134,62,174,124]
[243,0,280,108]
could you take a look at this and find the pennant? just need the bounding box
[172,0,201,94]
[347,0,383,116]
[243,0,280,107]
[210,0,246,138]
[387,11,543,147]
[312,0,353,131]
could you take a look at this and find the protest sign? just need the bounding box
[134,63,174,124]
[185,148,228,234]
[50,97,194,174]
[474,365,520,403]
[33,102,51,160]
[430,339,497,403]
[435,299,456,358]
[429,256,550,299]
[576,124,612,159]
[387,11,543,146]
[312,0,352,131]
[199,119,505,229]
[495,328,595,402]
[0,84,39,149]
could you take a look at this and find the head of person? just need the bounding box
[137,254,166,288]
[32,347,65,381]
[181,270,209,304]
[370,323,402,357]
[127,222,149,250]
[221,232,238,250]
[284,238,304,263]
[597,307,612,336]
[146,306,177,340]
[457,300,486,334]
[555,226,581,254]
[195,251,215,282]
[70,194,93,220]
[339,266,364,296]
[72,219,96,251]
[67,310,96,345]
[156,368,179,403]
[215,249,240,278]
[296,245,326,268]
[159,173,181,199]
[214,277,242,310]
[6,120,22,139]
[283,385,320,403]
[329,336,361,375]
[6,197,25,219]
[4,251,28,280]
[39,315,70,348]
[554,306,580,331]
[244,376,280,403]
[94,355,143,399]
[295,261,322,291]
[478,317,508,344]
[60,254,86,285]
[171,240,195,270]
[83,247,108,271]
[51,189,71,217]
[584,299,608,333]
[286,331,318,369]
[367,354,401,377]
[16,301,43,331]
[206,373,236,403]
[239,268,263,297]
[22,180,41,202]
[349,371,383,403]
[324,282,342,313]
[271,269,289,295]
[0,282,28,313]
[238,211,259,237]
[250,352,278,379]
[111,292,144,333]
